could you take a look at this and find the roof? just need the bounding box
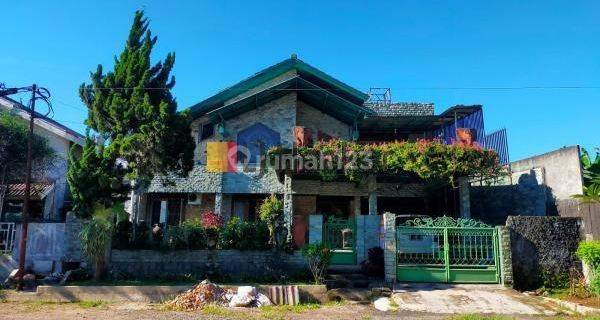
[0,97,84,145]
[3,183,55,201]
[360,104,483,131]
[189,55,370,119]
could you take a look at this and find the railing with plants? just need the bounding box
[267,139,506,186]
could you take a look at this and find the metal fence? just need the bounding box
[0,222,16,254]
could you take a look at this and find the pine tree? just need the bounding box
[78,10,194,181]
[67,136,124,218]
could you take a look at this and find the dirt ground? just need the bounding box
[0,301,590,320]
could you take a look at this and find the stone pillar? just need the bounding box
[383,212,396,284]
[308,215,323,244]
[214,193,223,215]
[497,226,513,287]
[283,174,293,241]
[458,177,471,218]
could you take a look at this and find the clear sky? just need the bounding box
[2,1,598,161]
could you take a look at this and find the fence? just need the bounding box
[0,222,16,254]
[557,199,600,239]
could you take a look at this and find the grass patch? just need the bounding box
[447,315,515,320]
[77,300,107,308]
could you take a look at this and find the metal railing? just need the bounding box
[0,222,16,254]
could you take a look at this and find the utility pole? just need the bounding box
[16,84,36,290]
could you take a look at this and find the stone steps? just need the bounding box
[326,265,370,289]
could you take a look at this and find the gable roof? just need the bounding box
[0,97,85,145]
[189,55,370,119]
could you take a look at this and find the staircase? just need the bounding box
[325,265,371,289]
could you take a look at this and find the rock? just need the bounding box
[59,270,73,285]
[254,293,273,307]
[229,293,254,307]
[237,286,257,297]
[373,297,392,311]
[371,287,392,297]
[22,273,36,288]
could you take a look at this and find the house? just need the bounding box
[133,55,508,250]
[0,97,84,221]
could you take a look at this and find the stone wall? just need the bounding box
[110,250,307,280]
[506,216,582,290]
[296,100,351,141]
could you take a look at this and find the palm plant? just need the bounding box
[573,148,600,203]
[80,204,113,280]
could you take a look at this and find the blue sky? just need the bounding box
[2,1,598,161]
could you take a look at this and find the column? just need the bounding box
[497,226,513,287]
[368,175,377,215]
[308,215,323,244]
[283,174,293,241]
[356,215,366,263]
[214,193,223,215]
[383,212,396,284]
[353,195,361,216]
[458,177,471,218]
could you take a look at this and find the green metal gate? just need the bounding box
[396,216,500,283]
[323,216,357,265]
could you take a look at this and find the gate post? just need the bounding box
[308,215,323,244]
[383,212,396,284]
[497,226,514,287]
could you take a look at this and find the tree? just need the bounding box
[67,135,125,218]
[69,10,195,216]
[78,10,194,182]
[0,110,54,214]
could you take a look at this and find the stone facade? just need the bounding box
[506,216,582,290]
[382,212,396,283]
[296,100,351,141]
[111,249,306,280]
[366,102,435,117]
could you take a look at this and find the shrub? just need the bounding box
[80,205,113,280]
[112,219,133,249]
[577,241,600,270]
[301,242,332,284]
[219,218,270,250]
[259,194,284,245]
[181,218,206,250]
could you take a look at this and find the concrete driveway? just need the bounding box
[391,283,557,316]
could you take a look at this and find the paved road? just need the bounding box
[390,283,557,315]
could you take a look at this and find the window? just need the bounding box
[199,123,214,140]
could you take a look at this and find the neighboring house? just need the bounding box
[0,97,84,221]
[134,55,509,248]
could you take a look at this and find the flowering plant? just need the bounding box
[201,209,222,229]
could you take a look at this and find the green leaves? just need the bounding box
[78,10,194,182]
[301,243,332,284]
[0,110,54,183]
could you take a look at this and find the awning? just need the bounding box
[3,183,54,201]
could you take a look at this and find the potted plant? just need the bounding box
[201,209,222,249]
